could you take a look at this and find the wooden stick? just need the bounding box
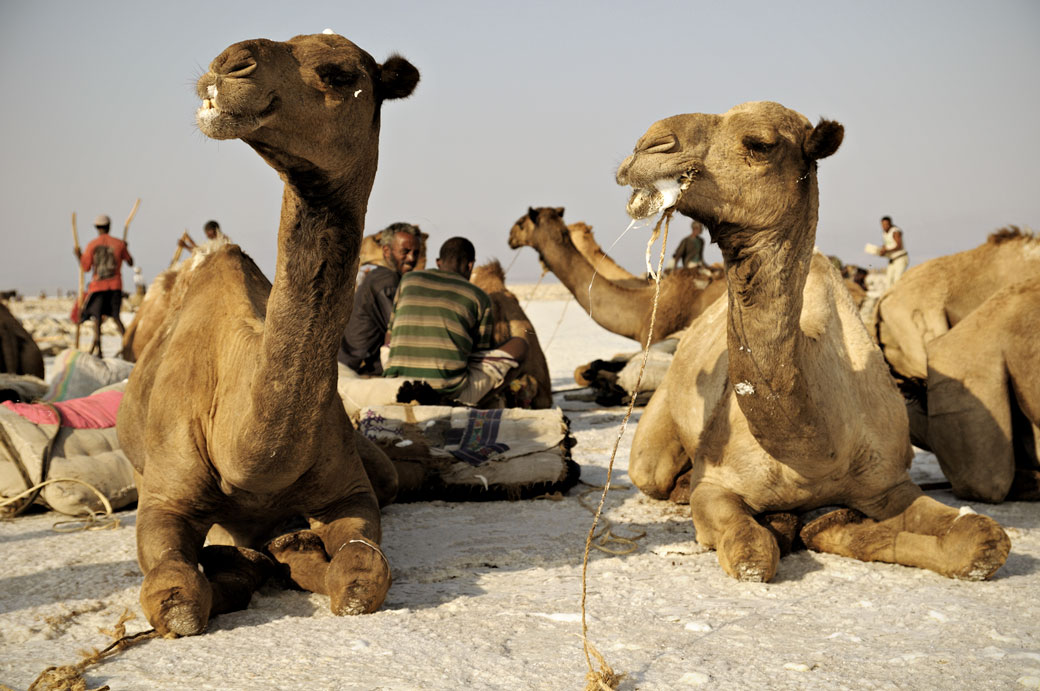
[122,198,141,243]
[169,230,193,267]
[72,212,84,350]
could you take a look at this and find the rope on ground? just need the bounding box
[577,482,646,555]
[0,478,120,532]
[24,610,159,691]
[580,206,675,690]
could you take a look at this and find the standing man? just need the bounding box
[340,222,421,374]
[74,214,134,357]
[878,215,909,289]
[383,237,527,406]
[671,221,705,269]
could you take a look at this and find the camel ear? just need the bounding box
[377,55,420,100]
[554,207,565,218]
[528,207,539,222]
[804,118,844,161]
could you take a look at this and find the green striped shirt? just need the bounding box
[383,269,494,394]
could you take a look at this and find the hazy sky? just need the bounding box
[2,1,1038,294]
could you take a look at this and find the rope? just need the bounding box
[0,478,120,532]
[521,269,548,313]
[501,250,521,278]
[541,297,573,352]
[24,610,158,691]
[580,207,674,689]
[577,483,646,555]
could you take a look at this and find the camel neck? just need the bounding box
[530,222,651,342]
[720,190,825,456]
[251,179,365,447]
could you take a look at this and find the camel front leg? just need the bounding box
[135,502,212,636]
[690,483,781,582]
[801,490,1010,580]
[267,491,390,615]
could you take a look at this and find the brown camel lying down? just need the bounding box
[0,302,44,379]
[616,100,1009,582]
[117,33,418,636]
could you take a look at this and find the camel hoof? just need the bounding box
[266,529,331,593]
[941,513,1011,581]
[799,508,866,552]
[326,540,392,615]
[141,561,213,637]
[717,522,780,582]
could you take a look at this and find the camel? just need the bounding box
[0,303,44,379]
[469,260,553,408]
[116,33,418,636]
[907,275,1040,502]
[120,241,227,362]
[564,221,639,282]
[875,227,1040,384]
[508,207,726,345]
[616,101,1009,582]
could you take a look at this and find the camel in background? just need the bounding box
[875,227,1040,385]
[0,303,44,379]
[509,207,725,345]
[908,275,1040,502]
[117,32,418,635]
[616,101,1009,582]
[470,260,553,408]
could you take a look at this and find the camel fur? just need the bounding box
[469,259,553,408]
[616,101,1009,582]
[875,227,1040,384]
[0,302,44,379]
[116,32,418,636]
[909,275,1040,502]
[509,207,726,346]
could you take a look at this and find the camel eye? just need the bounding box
[315,64,361,90]
[743,137,777,155]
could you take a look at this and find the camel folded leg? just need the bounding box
[267,493,390,615]
[801,494,1010,580]
[629,386,690,500]
[199,545,276,616]
[690,484,781,582]
[135,503,212,636]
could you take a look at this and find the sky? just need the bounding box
[1,0,1038,294]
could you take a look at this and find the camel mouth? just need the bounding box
[625,178,683,220]
[196,96,277,140]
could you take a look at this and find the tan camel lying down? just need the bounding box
[909,275,1040,502]
[616,101,1010,582]
[117,33,418,636]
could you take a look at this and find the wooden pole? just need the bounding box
[169,230,194,267]
[72,212,83,350]
[122,198,141,243]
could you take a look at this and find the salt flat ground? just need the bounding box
[2,297,1039,690]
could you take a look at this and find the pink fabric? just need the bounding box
[2,391,123,429]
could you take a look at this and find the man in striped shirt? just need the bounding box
[384,237,528,405]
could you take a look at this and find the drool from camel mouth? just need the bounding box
[625,178,683,220]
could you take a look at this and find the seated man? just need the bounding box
[383,237,527,406]
[339,223,421,374]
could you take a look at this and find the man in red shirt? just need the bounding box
[74,214,134,357]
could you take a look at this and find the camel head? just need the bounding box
[508,207,568,250]
[616,101,843,250]
[196,32,419,199]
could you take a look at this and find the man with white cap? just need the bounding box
[74,214,134,356]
